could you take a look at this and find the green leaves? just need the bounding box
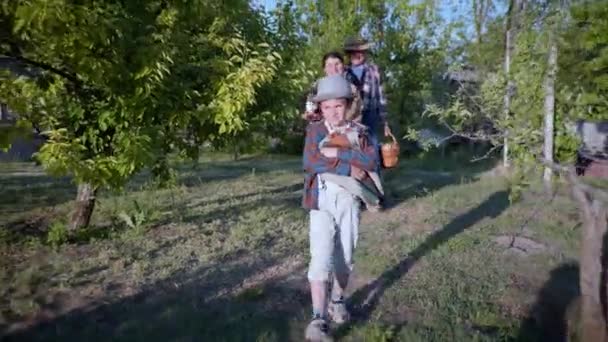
[0,121,32,152]
[559,1,608,122]
[2,0,287,191]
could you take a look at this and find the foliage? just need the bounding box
[0,120,33,152]
[117,199,161,236]
[46,221,68,249]
[556,0,608,160]
[415,0,608,190]
[0,0,280,185]
[0,0,282,226]
[559,1,608,121]
[2,0,606,222]
[208,1,314,155]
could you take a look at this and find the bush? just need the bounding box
[46,221,69,248]
[116,199,160,238]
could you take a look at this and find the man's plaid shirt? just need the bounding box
[302,121,378,210]
[346,62,388,129]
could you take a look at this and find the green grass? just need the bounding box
[0,153,581,341]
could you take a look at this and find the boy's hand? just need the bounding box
[320,147,338,158]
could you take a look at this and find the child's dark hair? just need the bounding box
[322,51,344,67]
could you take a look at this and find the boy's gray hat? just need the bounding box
[312,75,353,103]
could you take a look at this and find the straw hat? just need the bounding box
[343,36,371,52]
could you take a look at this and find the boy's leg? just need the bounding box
[308,209,336,319]
[328,190,360,323]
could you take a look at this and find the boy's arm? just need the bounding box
[303,125,350,175]
[336,131,378,172]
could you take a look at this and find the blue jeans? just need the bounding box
[364,121,382,173]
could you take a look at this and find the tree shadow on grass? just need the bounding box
[381,152,497,210]
[1,250,310,342]
[165,158,300,189]
[0,159,301,243]
[335,190,511,338]
[516,262,580,342]
[0,158,300,218]
[0,175,75,216]
[180,182,301,214]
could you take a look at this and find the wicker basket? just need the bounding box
[381,132,399,169]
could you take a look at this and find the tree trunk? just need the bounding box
[543,42,557,192]
[503,0,525,169]
[572,185,608,342]
[503,1,514,169]
[69,183,97,230]
[233,139,239,161]
[0,103,7,120]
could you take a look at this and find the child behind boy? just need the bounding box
[302,75,379,341]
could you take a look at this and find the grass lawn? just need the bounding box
[0,152,581,341]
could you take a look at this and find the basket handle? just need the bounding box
[385,130,397,144]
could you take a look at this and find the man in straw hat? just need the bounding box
[343,36,393,206]
[302,74,379,341]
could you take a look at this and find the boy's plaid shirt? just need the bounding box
[302,121,378,210]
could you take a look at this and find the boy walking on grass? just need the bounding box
[302,75,379,341]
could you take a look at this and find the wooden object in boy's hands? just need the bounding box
[381,131,399,169]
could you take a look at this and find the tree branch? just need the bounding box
[440,119,504,142]
[2,54,82,86]
[471,144,503,162]
[455,78,498,120]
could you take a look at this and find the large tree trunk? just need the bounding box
[543,42,557,192]
[572,185,608,342]
[69,182,97,230]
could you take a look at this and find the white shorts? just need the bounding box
[307,177,360,281]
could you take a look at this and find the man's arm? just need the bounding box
[303,124,350,175]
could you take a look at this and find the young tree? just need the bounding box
[503,0,527,168]
[0,0,278,229]
[542,40,557,190]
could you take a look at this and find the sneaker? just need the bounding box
[305,317,333,342]
[328,299,350,324]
